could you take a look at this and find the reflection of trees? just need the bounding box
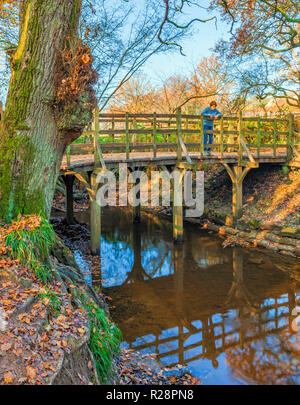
[121,221,171,283]
[102,207,171,251]
[124,225,150,283]
[226,330,300,385]
[225,249,258,312]
[187,231,228,269]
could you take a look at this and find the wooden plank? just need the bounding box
[96,139,107,170]
[178,134,192,164]
[62,175,75,224]
[125,112,130,160]
[233,166,243,222]
[288,113,294,160]
[257,118,261,159]
[90,172,101,255]
[242,117,289,123]
[153,112,157,158]
[240,137,256,164]
[66,145,71,166]
[273,119,277,157]
[176,108,182,161]
[94,107,100,167]
[220,117,224,157]
[111,116,115,143]
[200,116,204,156]
[238,111,243,166]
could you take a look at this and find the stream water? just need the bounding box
[75,207,300,385]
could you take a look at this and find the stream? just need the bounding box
[74,207,300,385]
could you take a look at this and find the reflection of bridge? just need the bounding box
[103,238,299,375]
[124,292,296,370]
[58,109,300,252]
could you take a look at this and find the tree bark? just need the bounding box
[0,0,95,221]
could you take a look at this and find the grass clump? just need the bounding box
[2,215,56,283]
[37,288,62,314]
[81,295,122,382]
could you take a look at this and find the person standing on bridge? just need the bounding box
[201,101,222,154]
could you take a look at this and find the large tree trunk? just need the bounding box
[0,0,96,221]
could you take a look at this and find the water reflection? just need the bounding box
[81,207,300,385]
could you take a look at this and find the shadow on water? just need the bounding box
[76,207,300,385]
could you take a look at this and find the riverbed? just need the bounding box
[73,207,300,385]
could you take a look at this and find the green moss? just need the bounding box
[0,131,46,221]
[249,219,261,230]
[70,0,80,35]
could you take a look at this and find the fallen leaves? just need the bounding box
[0,269,89,386]
[0,342,12,352]
[26,366,36,380]
[117,350,201,386]
[3,371,14,384]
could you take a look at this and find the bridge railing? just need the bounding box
[64,107,298,166]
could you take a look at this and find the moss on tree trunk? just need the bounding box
[0,0,95,222]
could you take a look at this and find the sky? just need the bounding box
[0,0,231,102]
[141,1,230,86]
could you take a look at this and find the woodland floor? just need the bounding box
[0,261,92,385]
[202,164,300,228]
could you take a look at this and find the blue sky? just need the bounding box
[0,1,231,102]
[142,2,230,85]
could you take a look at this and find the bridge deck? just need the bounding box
[60,149,288,173]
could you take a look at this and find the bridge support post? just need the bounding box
[133,204,140,223]
[90,171,101,255]
[232,166,243,223]
[62,175,75,225]
[223,163,253,226]
[172,167,184,243]
[132,179,141,223]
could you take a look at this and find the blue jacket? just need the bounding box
[201,107,222,128]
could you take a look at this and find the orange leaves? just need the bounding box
[0,342,12,351]
[54,40,97,110]
[82,54,90,64]
[61,340,68,348]
[26,366,36,380]
[3,371,14,384]
[18,314,31,325]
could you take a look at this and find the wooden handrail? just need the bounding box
[64,108,295,165]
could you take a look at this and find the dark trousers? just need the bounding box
[204,125,213,151]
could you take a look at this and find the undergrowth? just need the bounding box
[81,294,122,383]
[1,214,121,383]
[3,215,56,283]
[37,288,62,314]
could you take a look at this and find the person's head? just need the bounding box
[210,101,217,110]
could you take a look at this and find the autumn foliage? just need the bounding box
[54,39,98,110]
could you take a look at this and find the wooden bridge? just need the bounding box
[60,108,300,253]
